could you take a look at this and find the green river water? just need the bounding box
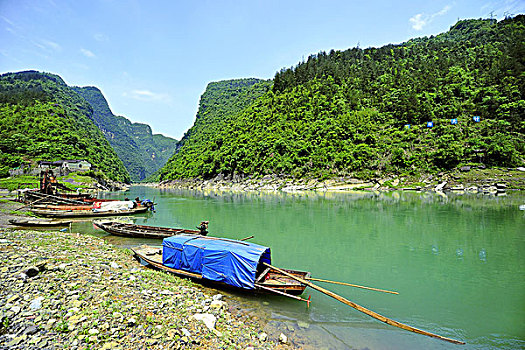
[74,186,524,350]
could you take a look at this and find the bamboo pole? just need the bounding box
[264,262,464,345]
[306,277,399,295]
[255,284,311,306]
[15,196,48,211]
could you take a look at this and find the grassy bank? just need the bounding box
[0,174,98,192]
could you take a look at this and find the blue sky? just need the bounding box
[1,0,523,139]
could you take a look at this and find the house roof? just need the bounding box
[38,159,90,166]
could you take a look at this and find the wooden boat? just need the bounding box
[31,206,149,218]
[32,204,93,210]
[132,235,310,297]
[56,192,94,201]
[94,221,200,239]
[8,218,73,226]
[132,235,464,345]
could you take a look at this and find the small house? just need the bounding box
[62,160,92,171]
[38,160,92,172]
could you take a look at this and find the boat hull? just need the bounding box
[31,206,149,218]
[8,218,72,226]
[132,245,309,296]
[94,221,200,239]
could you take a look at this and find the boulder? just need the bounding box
[435,181,447,191]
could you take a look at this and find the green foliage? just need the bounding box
[159,16,524,180]
[159,78,272,179]
[0,175,39,191]
[0,71,130,182]
[72,87,178,181]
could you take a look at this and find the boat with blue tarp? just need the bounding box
[131,234,310,298]
[131,234,465,344]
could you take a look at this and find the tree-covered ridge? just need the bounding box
[72,86,178,181]
[0,71,130,182]
[159,78,271,179]
[273,17,524,132]
[160,16,524,180]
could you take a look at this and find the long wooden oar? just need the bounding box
[240,235,254,241]
[15,196,49,211]
[264,262,464,345]
[255,284,311,307]
[306,277,399,295]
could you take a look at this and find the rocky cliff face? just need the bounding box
[73,86,179,181]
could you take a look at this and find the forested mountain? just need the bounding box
[159,78,272,179]
[72,87,178,181]
[160,16,524,181]
[0,71,130,182]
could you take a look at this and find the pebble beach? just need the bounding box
[0,228,295,349]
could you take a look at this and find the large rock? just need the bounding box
[192,313,217,331]
[279,333,288,344]
[435,181,447,191]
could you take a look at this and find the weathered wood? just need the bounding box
[31,206,149,218]
[264,262,465,345]
[15,196,48,211]
[306,277,399,295]
[9,218,72,226]
[24,191,86,205]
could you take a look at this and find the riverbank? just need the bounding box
[0,227,299,349]
[156,167,525,192]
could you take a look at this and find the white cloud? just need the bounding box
[80,48,96,58]
[434,5,452,17]
[124,89,171,103]
[38,39,62,51]
[1,15,15,26]
[409,5,453,31]
[409,14,426,31]
[94,33,109,42]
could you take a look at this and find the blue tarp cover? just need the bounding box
[162,234,271,290]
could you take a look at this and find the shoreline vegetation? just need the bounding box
[155,167,525,193]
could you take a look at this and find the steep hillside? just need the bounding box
[72,86,178,181]
[159,78,272,179]
[160,16,524,180]
[0,71,130,182]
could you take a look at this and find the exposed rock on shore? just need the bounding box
[157,168,525,193]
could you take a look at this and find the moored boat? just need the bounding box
[31,206,149,218]
[32,204,94,210]
[132,234,310,297]
[8,218,73,226]
[132,235,464,344]
[94,221,200,239]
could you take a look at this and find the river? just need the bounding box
[73,186,524,350]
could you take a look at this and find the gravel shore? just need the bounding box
[0,228,295,349]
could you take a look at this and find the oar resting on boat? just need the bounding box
[264,262,465,345]
[306,277,399,295]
